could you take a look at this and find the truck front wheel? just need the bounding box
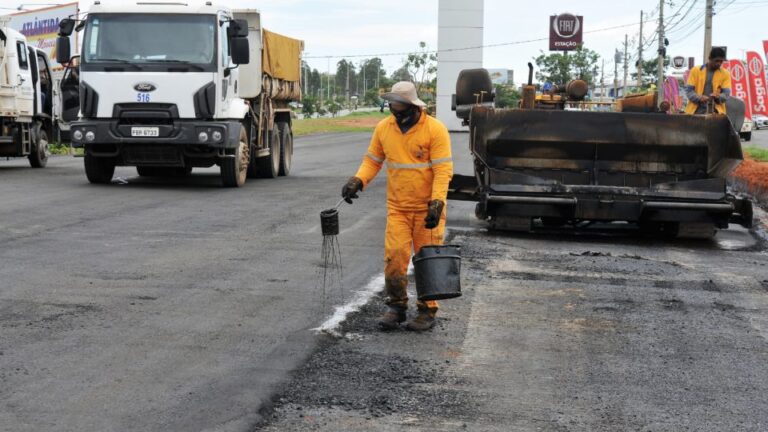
[84,153,116,184]
[28,126,49,168]
[220,125,249,187]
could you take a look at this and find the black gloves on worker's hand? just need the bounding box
[424,200,445,229]
[341,177,364,204]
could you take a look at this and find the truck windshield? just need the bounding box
[82,14,217,72]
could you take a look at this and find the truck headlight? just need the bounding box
[85,131,96,142]
[73,130,83,141]
[198,131,209,142]
[212,130,222,142]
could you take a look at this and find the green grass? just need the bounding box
[48,143,83,156]
[292,111,388,137]
[744,146,768,162]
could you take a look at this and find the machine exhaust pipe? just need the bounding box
[521,62,536,109]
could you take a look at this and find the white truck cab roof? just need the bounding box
[89,0,226,15]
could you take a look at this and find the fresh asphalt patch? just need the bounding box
[256,225,768,431]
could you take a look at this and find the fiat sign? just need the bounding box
[549,14,583,51]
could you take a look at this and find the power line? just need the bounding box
[304,19,656,60]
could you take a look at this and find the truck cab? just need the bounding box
[0,19,53,168]
[57,1,271,186]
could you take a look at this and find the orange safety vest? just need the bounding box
[355,112,453,212]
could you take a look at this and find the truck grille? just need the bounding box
[122,145,182,165]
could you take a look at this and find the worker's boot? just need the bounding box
[405,307,437,332]
[377,306,407,330]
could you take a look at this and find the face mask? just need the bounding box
[392,105,420,129]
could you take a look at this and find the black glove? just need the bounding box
[341,177,363,204]
[424,200,445,229]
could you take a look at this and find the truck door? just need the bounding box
[15,40,34,116]
[60,57,80,123]
[34,49,53,117]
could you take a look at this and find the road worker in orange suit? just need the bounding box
[341,81,453,331]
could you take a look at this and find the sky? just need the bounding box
[4,0,767,84]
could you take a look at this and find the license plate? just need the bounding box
[131,127,159,137]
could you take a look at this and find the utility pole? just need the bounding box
[613,49,620,100]
[703,0,714,63]
[601,58,606,101]
[327,57,331,102]
[346,60,350,103]
[623,34,629,92]
[637,10,644,88]
[362,59,366,97]
[657,0,665,108]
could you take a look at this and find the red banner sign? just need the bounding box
[746,51,768,116]
[728,60,752,120]
[549,14,583,51]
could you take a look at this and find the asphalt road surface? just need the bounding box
[748,127,768,149]
[1,131,767,431]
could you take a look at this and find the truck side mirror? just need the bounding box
[56,36,71,65]
[230,37,249,65]
[227,19,249,38]
[59,18,75,36]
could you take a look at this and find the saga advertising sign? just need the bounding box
[746,51,768,116]
[728,60,752,120]
[8,3,79,73]
[549,13,583,51]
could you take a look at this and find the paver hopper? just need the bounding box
[449,68,752,237]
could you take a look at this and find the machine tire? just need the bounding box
[28,126,49,168]
[84,153,116,184]
[220,125,249,187]
[255,127,281,178]
[277,122,293,176]
[744,132,752,142]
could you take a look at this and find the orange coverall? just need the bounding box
[355,112,453,311]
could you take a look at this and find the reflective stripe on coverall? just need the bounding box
[354,112,453,311]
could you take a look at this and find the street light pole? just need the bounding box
[703,0,714,63]
[637,10,644,88]
[657,0,665,108]
[623,34,629,92]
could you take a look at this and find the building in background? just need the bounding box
[436,0,484,131]
[486,68,514,86]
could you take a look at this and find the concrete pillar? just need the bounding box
[436,0,484,131]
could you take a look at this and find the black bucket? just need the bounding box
[320,209,339,236]
[412,245,462,301]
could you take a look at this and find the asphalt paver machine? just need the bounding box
[449,66,752,238]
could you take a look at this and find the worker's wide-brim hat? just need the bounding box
[382,81,427,108]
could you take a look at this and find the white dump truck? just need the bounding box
[0,17,54,168]
[56,0,303,186]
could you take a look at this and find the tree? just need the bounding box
[391,64,412,82]
[405,41,438,96]
[301,96,317,118]
[327,99,342,117]
[336,59,357,98]
[364,88,381,107]
[494,84,520,108]
[631,57,671,88]
[534,44,600,85]
[361,57,386,92]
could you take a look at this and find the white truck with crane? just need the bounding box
[0,17,54,168]
[56,0,303,186]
